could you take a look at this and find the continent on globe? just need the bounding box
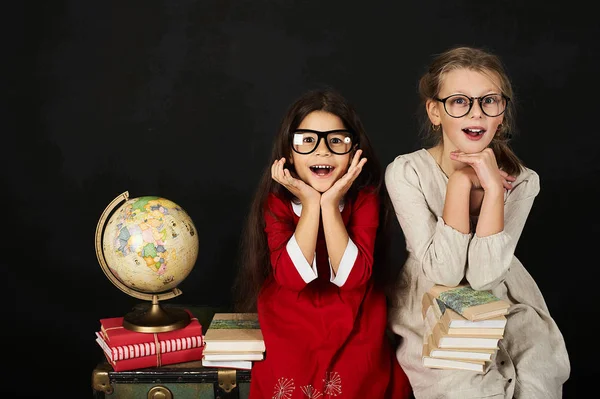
[102,196,199,294]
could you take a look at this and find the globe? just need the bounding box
[95,191,199,333]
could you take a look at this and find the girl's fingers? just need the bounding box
[348,149,363,170]
[498,170,517,181]
[449,152,473,164]
[352,158,367,177]
[283,169,294,184]
[350,156,367,172]
[278,159,287,180]
[353,149,363,165]
[450,152,478,164]
[272,158,288,185]
[345,158,367,185]
[271,162,279,182]
[272,160,281,180]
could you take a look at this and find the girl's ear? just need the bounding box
[426,99,442,126]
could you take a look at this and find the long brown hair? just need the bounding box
[232,88,395,311]
[418,46,524,176]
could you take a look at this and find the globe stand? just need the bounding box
[95,191,196,334]
[123,295,191,333]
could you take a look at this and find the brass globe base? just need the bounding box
[123,295,191,333]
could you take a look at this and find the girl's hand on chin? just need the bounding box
[271,157,320,204]
[450,148,515,192]
[321,149,367,207]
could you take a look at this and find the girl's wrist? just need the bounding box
[301,200,321,215]
[320,196,340,210]
[299,189,321,205]
[448,172,472,191]
[483,183,504,197]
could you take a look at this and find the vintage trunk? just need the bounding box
[91,360,251,399]
[91,305,252,398]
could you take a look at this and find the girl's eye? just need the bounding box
[304,137,315,143]
[454,97,468,105]
[330,138,342,144]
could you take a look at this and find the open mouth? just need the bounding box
[310,165,334,176]
[463,128,485,137]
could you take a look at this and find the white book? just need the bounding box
[203,352,264,361]
[201,359,253,370]
[423,356,487,373]
[432,323,501,349]
[423,332,495,362]
[203,313,265,353]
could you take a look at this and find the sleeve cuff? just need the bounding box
[330,238,358,287]
[286,234,318,284]
[438,216,473,239]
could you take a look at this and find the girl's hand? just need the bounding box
[271,157,320,204]
[321,149,367,207]
[450,148,515,192]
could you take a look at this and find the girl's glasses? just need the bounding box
[435,94,510,118]
[291,129,356,155]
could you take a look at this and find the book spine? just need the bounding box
[97,332,204,361]
[106,346,204,372]
[110,335,204,361]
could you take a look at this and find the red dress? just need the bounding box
[250,189,411,399]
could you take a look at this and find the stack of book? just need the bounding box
[422,284,510,374]
[95,309,204,371]
[202,313,266,370]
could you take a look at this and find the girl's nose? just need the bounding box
[469,100,484,117]
[315,138,331,155]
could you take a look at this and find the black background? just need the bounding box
[5,1,597,397]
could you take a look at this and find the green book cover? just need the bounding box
[435,298,447,314]
[209,318,260,329]
[438,286,499,314]
[430,284,509,321]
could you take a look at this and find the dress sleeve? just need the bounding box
[264,194,314,291]
[385,157,471,286]
[335,190,380,290]
[466,169,540,290]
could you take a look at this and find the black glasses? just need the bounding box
[435,93,510,118]
[291,129,356,155]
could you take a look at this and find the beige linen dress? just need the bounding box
[385,148,570,399]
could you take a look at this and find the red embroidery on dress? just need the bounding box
[323,371,342,396]
[300,385,323,398]
[273,377,295,399]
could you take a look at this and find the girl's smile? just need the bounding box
[309,164,335,176]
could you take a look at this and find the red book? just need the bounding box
[99,309,202,347]
[99,343,203,372]
[96,331,204,361]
